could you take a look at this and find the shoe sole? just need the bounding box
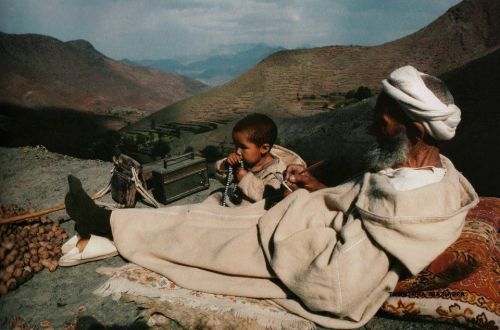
[58,251,119,267]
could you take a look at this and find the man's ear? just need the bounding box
[260,143,271,154]
[413,122,426,141]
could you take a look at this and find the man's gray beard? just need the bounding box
[365,132,409,172]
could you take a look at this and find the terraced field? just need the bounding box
[119,121,223,161]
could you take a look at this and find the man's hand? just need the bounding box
[284,164,327,196]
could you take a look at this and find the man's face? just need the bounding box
[368,93,407,145]
[366,93,410,171]
[232,130,263,167]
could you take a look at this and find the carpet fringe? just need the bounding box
[94,273,315,330]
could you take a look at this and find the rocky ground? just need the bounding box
[0,146,466,329]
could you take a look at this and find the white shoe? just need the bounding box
[58,234,118,267]
[61,234,80,254]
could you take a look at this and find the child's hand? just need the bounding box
[225,153,242,167]
[234,167,248,182]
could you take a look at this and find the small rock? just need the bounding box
[40,319,54,330]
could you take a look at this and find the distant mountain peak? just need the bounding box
[64,38,108,62]
[135,43,286,86]
[65,39,101,53]
[209,42,283,56]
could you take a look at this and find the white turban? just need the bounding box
[382,65,461,141]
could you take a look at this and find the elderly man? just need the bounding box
[64,66,477,328]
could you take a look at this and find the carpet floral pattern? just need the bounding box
[382,197,500,329]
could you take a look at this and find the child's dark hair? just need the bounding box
[232,113,278,147]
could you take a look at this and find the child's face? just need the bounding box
[232,130,268,167]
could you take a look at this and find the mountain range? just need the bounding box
[129,43,286,86]
[0,32,207,118]
[0,32,206,158]
[126,0,499,130]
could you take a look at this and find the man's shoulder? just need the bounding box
[357,158,477,220]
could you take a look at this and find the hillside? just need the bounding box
[174,47,500,197]
[0,33,208,159]
[0,33,207,118]
[128,0,499,129]
[440,47,500,196]
[171,49,500,198]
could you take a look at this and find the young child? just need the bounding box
[209,113,305,206]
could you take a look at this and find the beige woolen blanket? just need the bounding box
[111,156,478,329]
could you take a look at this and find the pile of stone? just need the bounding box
[0,205,68,295]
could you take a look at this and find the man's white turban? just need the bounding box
[382,65,461,141]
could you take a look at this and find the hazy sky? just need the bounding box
[0,0,461,60]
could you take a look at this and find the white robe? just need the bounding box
[110,155,478,328]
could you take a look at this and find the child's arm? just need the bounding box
[237,171,281,202]
[214,158,229,184]
[214,153,243,184]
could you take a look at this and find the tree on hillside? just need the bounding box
[152,139,171,159]
[354,86,372,100]
[119,135,138,153]
[135,134,147,145]
[345,86,372,101]
[201,145,222,163]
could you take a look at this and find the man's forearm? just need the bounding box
[307,180,327,192]
[311,182,328,191]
